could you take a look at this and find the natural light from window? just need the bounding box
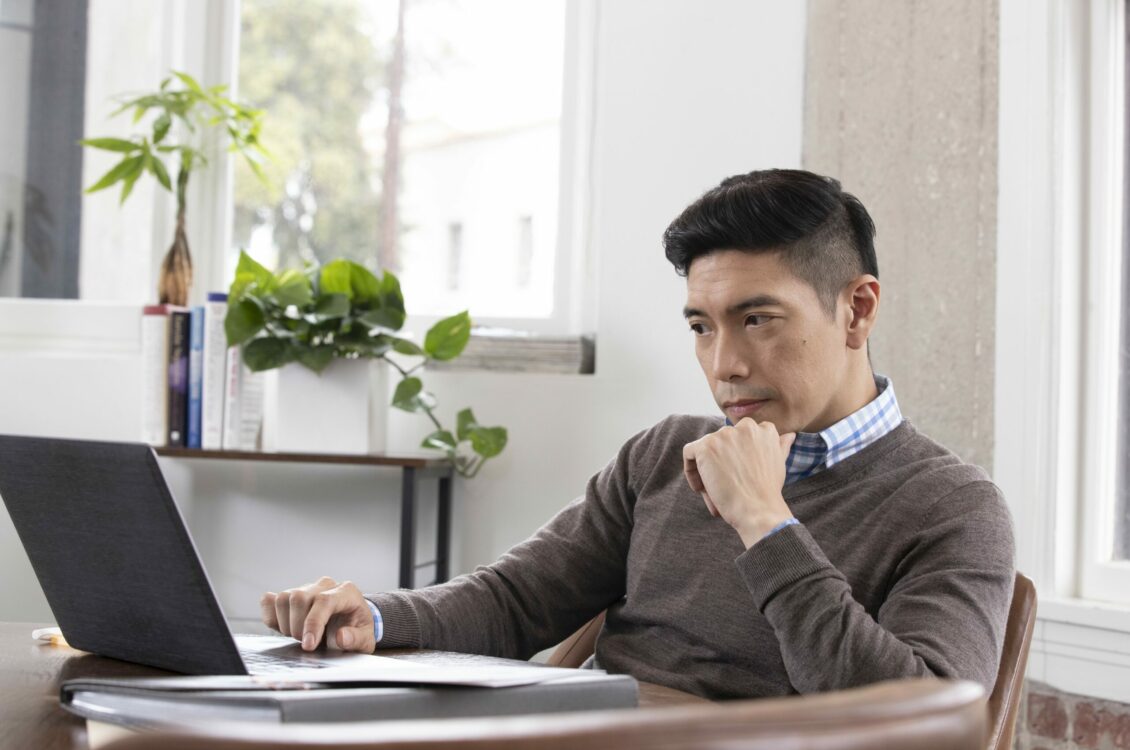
[231,0,566,320]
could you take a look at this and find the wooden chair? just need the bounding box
[547,572,1038,750]
[98,677,987,750]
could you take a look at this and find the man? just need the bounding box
[261,169,1015,700]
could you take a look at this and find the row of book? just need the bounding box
[141,293,263,450]
[427,327,596,374]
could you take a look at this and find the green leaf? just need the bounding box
[148,153,172,192]
[242,337,292,372]
[117,156,148,204]
[229,251,274,300]
[456,408,477,441]
[379,272,406,330]
[172,70,207,98]
[224,298,265,347]
[310,294,349,320]
[152,112,172,143]
[358,309,404,331]
[392,377,424,412]
[78,137,137,153]
[319,259,354,299]
[391,337,424,356]
[350,263,381,301]
[424,311,472,361]
[84,155,145,194]
[295,346,334,373]
[421,430,457,451]
[271,269,313,307]
[469,426,508,459]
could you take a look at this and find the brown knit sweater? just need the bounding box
[368,416,1015,700]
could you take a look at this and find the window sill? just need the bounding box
[425,329,595,375]
[1028,597,1130,703]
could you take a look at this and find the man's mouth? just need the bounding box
[723,399,770,421]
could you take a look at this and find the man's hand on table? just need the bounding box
[682,418,796,549]
[260,576,376,653]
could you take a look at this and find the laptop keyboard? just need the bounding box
[241,649,335,673]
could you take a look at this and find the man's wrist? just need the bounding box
[364,599,383,644]
[736,501,795,548]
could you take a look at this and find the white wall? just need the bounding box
[0,0,805,624]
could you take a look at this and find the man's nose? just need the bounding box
[712,330,751,382]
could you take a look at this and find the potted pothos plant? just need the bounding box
[224,251,507,478]
[80,71,268,306]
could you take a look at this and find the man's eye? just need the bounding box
[746,315,770,327]
[688,323,707,335]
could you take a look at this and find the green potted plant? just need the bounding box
[80,71,268,306]
[224,251,507,477]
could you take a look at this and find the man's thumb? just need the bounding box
[780,432,797,451]
[336,625,374,652]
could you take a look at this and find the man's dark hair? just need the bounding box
[663,169,878,315]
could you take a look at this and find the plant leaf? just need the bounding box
[378,271,406,330]
[78,137,137,153]
[152,112,172,143]
[391,377,424,412]
[424,311,472,361]
[224,298,265,346]
[172,70,207,98]
[84,154,145,194]
[310,293,350,320]
[319,259,354,299]
[358,309,404,330]
[230,250,275,300]
[148,153,173,192]
[117,156,148,204]
[421,430,457,451]
[456,408,477,441]
[391,337,424,356]
[469,426,508,459]
[295,346,334,373]
[349,262,381,301]
[243,337,292,372]
[272,268,313,307]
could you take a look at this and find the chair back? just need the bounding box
[985,572,1037,750]
[546,610,605,668]
[99,678,988,750]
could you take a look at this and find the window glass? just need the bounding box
[232,0,566,319]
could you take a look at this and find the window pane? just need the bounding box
[232,0,565,319]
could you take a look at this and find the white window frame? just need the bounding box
[203,0,596,340]
[997,0,1130,704]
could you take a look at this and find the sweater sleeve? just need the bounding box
[364,429,646,660]
[736,479,1015,693]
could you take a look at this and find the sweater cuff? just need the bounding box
[365,592,423,648]
[735,522,833,611]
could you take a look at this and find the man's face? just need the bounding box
[683,249,856,434]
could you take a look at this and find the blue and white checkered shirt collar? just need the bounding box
[784,375,903,484]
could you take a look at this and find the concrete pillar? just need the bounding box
[804,0,999,469]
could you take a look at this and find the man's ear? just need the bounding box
[843,275,880,350]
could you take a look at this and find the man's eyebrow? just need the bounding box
[682,295,783,319]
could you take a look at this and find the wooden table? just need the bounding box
[0,622,707,750]
[156,448,454,588]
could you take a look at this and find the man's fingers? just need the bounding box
[274,591,293,637]
[335,625,375,653]
[260,592,279,631]
[779,432,797,452]
[702,492,719,517]
[301,584,362,652]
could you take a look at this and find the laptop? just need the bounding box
[0,434,394,676]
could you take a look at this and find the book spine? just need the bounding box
[140,308,170,446]
[187,307,205,449]
[201,298,229,450]
[237,369,264,451]
[166,309,190,447]
[221,347,242,451]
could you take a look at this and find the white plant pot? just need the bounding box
[262,358,387,455]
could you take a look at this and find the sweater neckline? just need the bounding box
[781,420,916,500]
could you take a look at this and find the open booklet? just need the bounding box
[61,652,640,729]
